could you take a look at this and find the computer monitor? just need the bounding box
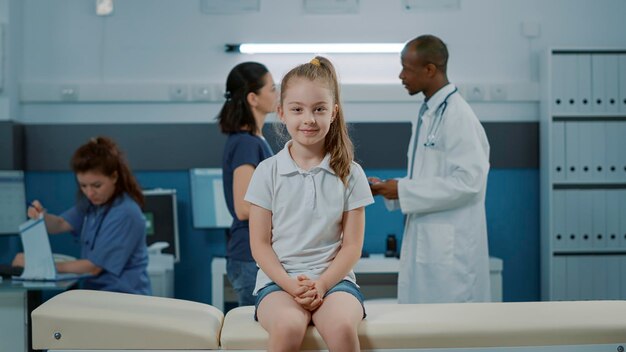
[0,170,26,235]
[142,189,180,262]
[189,168,233,228]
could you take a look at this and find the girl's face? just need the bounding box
[76,170,118,205]
[278,78,337,149]
[251,73,278,115]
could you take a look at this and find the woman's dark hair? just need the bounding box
[71,136,144,208]
[217,62,270,134]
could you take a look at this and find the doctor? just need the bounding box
[369,35,491,304]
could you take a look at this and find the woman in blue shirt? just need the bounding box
[218,62,277,306]
[13,136,150,295]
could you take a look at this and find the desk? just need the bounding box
[0,279,77,352]
[211,255,503,311]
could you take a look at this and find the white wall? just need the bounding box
[0,0,23,121]
[12,0,626,123]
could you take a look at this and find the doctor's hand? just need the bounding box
[27,200,46,219]
[369,179,399,199]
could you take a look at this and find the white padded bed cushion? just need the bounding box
[31,289,224,350]
[220,301,626,350]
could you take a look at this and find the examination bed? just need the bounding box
[32,290,626,351]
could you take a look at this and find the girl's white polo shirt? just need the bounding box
[245,141,374,295]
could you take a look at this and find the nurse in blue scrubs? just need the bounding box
[13,136,150,295]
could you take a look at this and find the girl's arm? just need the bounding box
[249,204,310,297]
[232,164,256,220]
[316,207,366,296]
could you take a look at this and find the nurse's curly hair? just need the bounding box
[71,136,144,208]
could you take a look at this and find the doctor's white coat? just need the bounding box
[386,84,491,304]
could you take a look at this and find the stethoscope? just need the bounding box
[408,87,458,179]
[422,87,458,148]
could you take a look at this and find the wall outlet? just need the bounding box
[465,84,486,101]
[490,84,508,101]
[168,85,188,101]
[59,85,79,101]
[191,85,212,101]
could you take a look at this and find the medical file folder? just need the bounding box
[15,218,90,281]
[17,218,56,280]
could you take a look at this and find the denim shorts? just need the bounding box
[254,279,366,320]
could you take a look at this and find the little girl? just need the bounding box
[245,56,374,351]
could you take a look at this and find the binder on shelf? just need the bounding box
[605,121,621,182]
[605,54,620,113]
[591,54,608,113]
[576,54,592,114]
[565,256,581,300]
[551,54,567,114]
[605,256,621,299]
[589,256,608,299]
[617,121,626,182]
[564,122,580,181]
[564,190,580,250]
[591,190,607,249]
[577,256,594,298]
[619,54,626,113]
[551,122,565,182]
[578,190,593,250]
[562,54,578,113]
[551,256,567,300]
[577,122,594,182]
[588,122,606,181]
[552,190,566,251]
[620,190,626,249]
[605,191,620,249]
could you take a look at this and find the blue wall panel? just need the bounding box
[0,168,538,303]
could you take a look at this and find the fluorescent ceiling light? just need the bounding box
[226,43,404,54]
